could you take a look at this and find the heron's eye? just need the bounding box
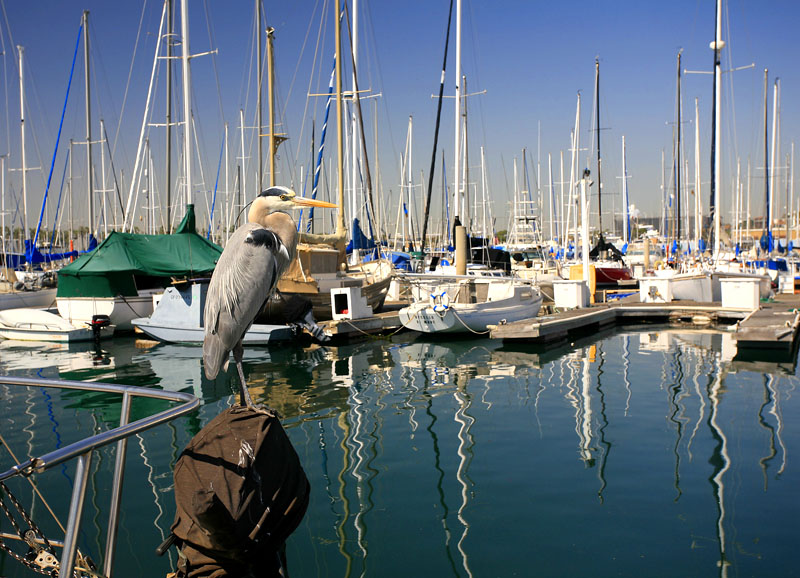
[280,195,288,201]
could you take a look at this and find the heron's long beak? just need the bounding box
[292,197,338,208]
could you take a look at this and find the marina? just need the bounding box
[1,0,800,576]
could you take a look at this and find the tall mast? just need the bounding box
[676,51,682,242]
[769,77,779,238]
[334,0,345,237]
[452,0,462,228]
[351,0,359,245]
[17,46,28,244]
[763,68,769,243]
[166,0,173,230]
[594,57,602,238]
[256,0,263,192]
[180,0,193,207]
[267,26,275,187]
[622,135,629,244]
[710,0,723,258]
[694,97,702,244]
[83,10,94,236]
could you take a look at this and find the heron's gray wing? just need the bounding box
[203,223,280,379]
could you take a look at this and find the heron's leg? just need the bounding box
[232,341,254,408]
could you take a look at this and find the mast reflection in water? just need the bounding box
[0,327,798,577]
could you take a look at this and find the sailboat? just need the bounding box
[651,3,771,302]
[270,0,392,321]
[56,2,226,331]
[0,46,61,310]
[585,58,633,286]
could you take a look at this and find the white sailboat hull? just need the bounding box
[399,280,543,334]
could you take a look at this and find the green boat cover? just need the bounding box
[57,206,223,298]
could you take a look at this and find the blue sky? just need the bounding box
[1,0,797,238]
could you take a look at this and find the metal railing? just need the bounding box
[0,374,200,577]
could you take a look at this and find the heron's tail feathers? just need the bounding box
[203,333,228,380]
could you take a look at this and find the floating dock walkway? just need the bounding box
[319,294,800,358]
[733,295,800,350]
[488,299,749,343]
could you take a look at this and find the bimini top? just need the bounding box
[57,205,223,298]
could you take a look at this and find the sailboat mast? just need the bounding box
[622,135,629,243]
[694,97,701,244]
[676,51,682,242]
[267,26,275,187]
[166,0,173,231]
[452,0,462,228]
[17,46,28,245]
[257,0,263,192]
[83,10,94,236]
[594,58,602,237]
[769,77,779,237]
[334,0,345,236]
[763,68,769,243]
[180,0,193,207]
[710,0,723,258]
[351,0,359,244]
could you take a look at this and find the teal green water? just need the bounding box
[0,328,798,577]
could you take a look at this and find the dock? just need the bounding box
[489,299,750,344]
[733,295,800,350]
[318,292,800,357]
[490,294,800,356]
[320,306,402,340]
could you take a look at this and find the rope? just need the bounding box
[0,432,66,533]
[449,308,491,335]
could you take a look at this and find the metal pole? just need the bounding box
[257,0,263,192]
[180,0,192,207]
[103,392,131,577]
[166,0,173,231]
[83,11,93,236]
[59,451,93,577]
[267,25,275,188]
[452,0,461,227]
[17,46,28,246]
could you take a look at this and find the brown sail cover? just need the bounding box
[170,406,310,577]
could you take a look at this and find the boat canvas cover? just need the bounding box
[57,207,222,298]
[169,406,310,577]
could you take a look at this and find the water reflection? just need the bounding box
[0,328,798,577]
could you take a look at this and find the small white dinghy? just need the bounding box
[0,308,114,342]
[399,278,543,334]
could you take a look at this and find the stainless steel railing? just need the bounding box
[0,374,200,577]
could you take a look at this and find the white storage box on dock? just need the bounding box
[553,279,589,309]
[720,277,760,310]
[778,273,796,294]
[639,277,673,303]
[331,286,373,320]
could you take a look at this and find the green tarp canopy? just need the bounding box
[57,206,223,298]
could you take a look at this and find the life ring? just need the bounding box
[654,260,664,270]
[429,290,451,313]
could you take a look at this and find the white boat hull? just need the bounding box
[0,287,58,311]
[57,292,157,332]
[399,280,543,334]
[0,308,113,342]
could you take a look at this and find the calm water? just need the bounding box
[0,327,798,577]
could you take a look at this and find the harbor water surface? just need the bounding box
[0,327,798,577]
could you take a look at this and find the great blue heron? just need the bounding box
[203,186,337,407]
